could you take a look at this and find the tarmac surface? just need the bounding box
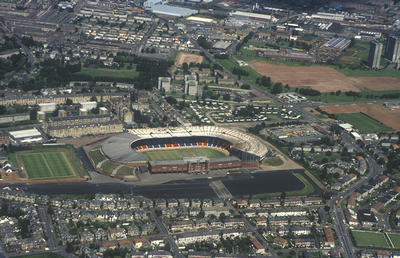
[14,169,320,199]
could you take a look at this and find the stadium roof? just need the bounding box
[150,5,198,17]
[102,126,269,163]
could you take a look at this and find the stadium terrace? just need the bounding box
[101,126,269,174]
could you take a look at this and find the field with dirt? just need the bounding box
[175,52,203,67]
[320,103,400,131]
[249,61,400,92]
[355,77,400,91]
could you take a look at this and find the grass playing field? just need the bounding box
[336,112,393,133]
[351,230,390,249]
[88,149,106,166]
[144,148,227,161]
[11,146,87,180]
[116,166,133,175]
[388,233,400,249]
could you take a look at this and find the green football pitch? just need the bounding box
[12,146,87,180]
[336,112,393,133]
[144,148,227,161]
[351,230,390,249]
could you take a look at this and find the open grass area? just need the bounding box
[144,147,227,161]
[307,89,400,103]
[215,57,262,87]
[388,233,400,249]
[88,149,106,166]
[261,156,283,166]
[336,112,393,133]
[77,67,139,79]
[116,166,133,175]
[351,230,390,249]
[100,160,120,173]
[10,146,87,180]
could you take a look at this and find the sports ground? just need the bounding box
[352,230,400,250]
[321,103,400,131]
[336,112,393,133]
[9,146,88,180]
[143,147,227,161]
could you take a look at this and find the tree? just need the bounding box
[280,191,286,200]
[29,109,38,120]
[219,213,227,221]
[0,105,6,115]
[223,93,231,101]
[197,210,205,218]
[271,83,283,94]
[66,242,74,253]
[165,96,177,105]
[66,98,73,105]
[197,36,211,49]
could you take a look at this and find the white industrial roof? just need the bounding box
[9,128,41,139]
[150,5,197,17]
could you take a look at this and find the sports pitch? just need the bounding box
[10,146,87,180]
[336,112,393,133]
[351,230,390,249]
[144,148,227,161]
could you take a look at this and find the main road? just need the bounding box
[329,131,382,258]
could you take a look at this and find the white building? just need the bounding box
[80,101,97,110]
[39,103,57,112]
[9,128,43,144]
[158,77,172,92]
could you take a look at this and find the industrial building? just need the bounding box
[149,5,198,17]
[323,38,351,51]
[368,41,382,69]
[8,128,43,144]
[230,11,277,22]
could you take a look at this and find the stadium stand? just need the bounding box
[100,126,269,173]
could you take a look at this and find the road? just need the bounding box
[38,206,58,250]
[329,131,382,258]
[150,210,184,258]
[226,203,277,257]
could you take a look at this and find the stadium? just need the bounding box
[100,126,269,174]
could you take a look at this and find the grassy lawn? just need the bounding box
[351,230,390,249]
[77,67,139,79]
[388,233,400,249]
[116,166,133,175]
[336,112,393,133]
[144,148,227,161]
[307,89,400,103]
[261,156,283,166]
[10,146,87,180]
[100,160,120,173]
[215,57,263,87]
[312,153,342,162]
[89,149,106,166]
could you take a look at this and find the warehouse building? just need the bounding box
[149,5,198,17]
[8,128,43,144]
[230,11,277,22]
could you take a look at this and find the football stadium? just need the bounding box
[100,126,269,174]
